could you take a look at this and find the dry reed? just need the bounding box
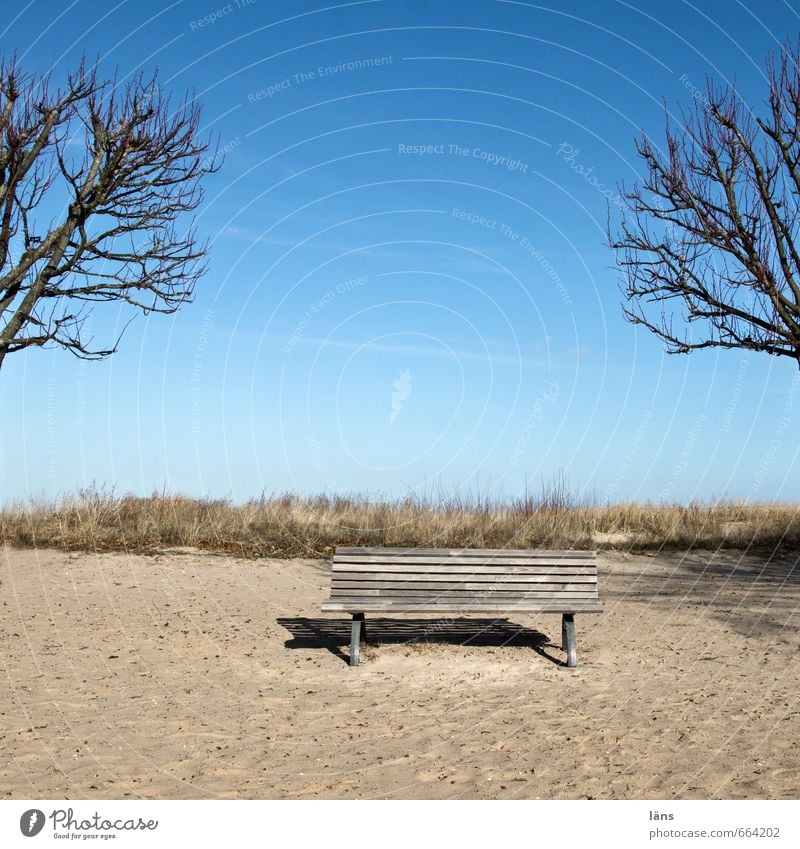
[1,483,799,558]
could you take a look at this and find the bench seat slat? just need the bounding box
[330,593,600,602]
[331,596,599,602]
[333,554,593,566]
[332,571,596,583]
[332,581,596,592]
[332,562,598,573]
[322,600,604,612]
[334,547,597,557]
[330,590,597,604]
[331,578,597,595]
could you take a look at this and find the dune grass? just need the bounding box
[1,483,799,558]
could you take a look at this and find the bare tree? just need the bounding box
[0,58,218,370]
[610,40,800,367]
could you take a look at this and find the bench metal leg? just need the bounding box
[350,613,365,667]
[562,613,577,668]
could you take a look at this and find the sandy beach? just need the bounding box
[1,545,798,799]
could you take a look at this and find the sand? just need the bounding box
[1,545,798,799]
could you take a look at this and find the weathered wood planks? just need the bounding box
[320,546,603,668]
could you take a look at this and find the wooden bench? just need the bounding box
[321,546,603,667]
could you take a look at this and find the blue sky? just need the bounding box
[2,0,800,504]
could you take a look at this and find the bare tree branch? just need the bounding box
[0,56,219,368]
[610,38,800,367]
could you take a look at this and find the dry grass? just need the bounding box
[1,483,799,558]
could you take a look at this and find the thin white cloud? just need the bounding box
[278,334,551,366]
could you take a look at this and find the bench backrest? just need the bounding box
[328,547,600,611]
